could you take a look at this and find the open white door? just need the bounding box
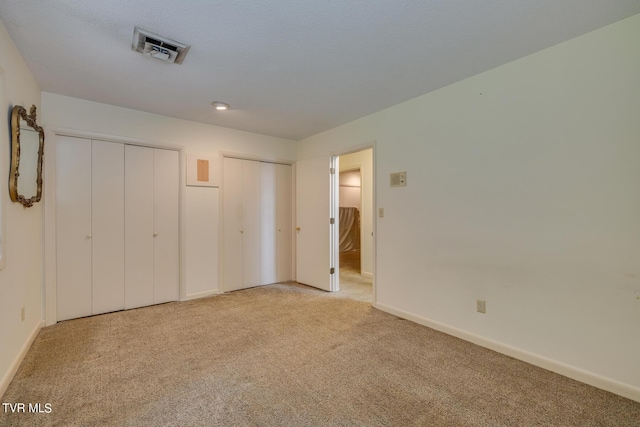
[295,156,336,291]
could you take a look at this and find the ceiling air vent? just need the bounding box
[132,27,190,64]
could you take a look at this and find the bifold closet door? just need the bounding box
[91,141,125,314]
[56,136,93,321]
[56,137,125,320]
[260,162,292,284]
[242,159,262,287]
[261,162,277,285]
[223,158,262,291]
[223,158,292,291]
[223,157,244,291]
[125,145,179,308]
[125,145,154,309]
[275,164,292,282]
[153,148,180,304]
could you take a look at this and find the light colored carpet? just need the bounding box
[338,250,372,303]
[1,283,639,426]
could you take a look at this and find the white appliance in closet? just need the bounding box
[55,136,179,322]
[223,157,291,292]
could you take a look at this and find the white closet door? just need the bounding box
[276,164,292,282]
[91,141,125,315]
[223,158,292,291]
[261,162,277,285]
[153,148,180,304]
[125,145,154,309]
[242,159,262,288]
[56,136,92,321]
[223,157,244,291]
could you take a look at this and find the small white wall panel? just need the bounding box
[223,157,244,291]
[153,148,180,304]
[91,141,125,315]
[242,160,262,287]
[125,145,154,309]
[276,164,292,282]
[56,136,93,321]
[261,162,277,285]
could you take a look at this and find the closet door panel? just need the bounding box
[260,162,277,285]
[242,159,262,287]
[125,145,154,309]
[223,157,244,291]
[56,136,92,321]
[276,164,292,282]
[153,148,180,304]
[92,141,125,315]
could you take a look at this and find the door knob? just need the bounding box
[240,229,244,233]
[153,232,158,237]
[86,234,92,239]
[296,226,301,231]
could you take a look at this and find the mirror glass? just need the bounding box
[10,105,44,208]
[17,122,39,197]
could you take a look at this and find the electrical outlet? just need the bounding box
[476,300,486,314]
[21,307,25,322]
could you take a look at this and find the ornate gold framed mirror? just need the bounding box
[10,105,45,208]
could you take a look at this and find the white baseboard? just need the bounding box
[184,289,223,301]
[373,302,640,403]
[0,320,43,399]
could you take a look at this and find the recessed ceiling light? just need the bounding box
[211,101,230,111]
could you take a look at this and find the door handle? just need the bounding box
[240,229,244,234]
[296,226,301,232]
[153,232,158,237]
[86,234,92,239]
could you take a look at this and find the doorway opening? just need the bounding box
[334,148,373,303]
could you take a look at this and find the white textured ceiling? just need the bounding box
[1,1,639,140]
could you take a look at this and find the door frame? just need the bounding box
[330,156,339,291]
[330,141,376,302]
[336,164,368,277]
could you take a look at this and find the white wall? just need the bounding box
[339,149,373,277]
[339,170,361,210]
[41,93,297,317]
[0,19,43,397]
[298,15,640,401]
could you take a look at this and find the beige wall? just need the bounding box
[298,14,640,400]
[0,19,43,396]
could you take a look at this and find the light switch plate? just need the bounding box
[476,300,486,314]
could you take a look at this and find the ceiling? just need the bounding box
[1,1,639,141]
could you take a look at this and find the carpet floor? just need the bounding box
[338,250,372,303]
[1,283,639,426]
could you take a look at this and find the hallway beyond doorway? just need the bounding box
[337,250,372,302]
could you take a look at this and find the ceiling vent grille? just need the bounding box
[132,27,190,64]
